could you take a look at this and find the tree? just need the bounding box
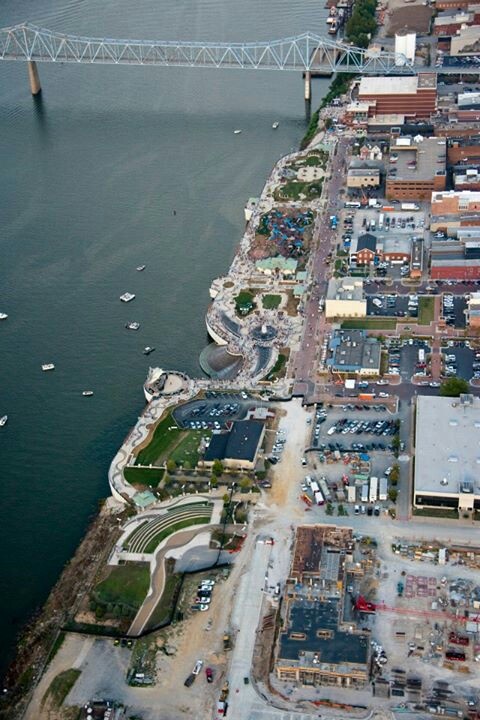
[166,459,177,474]
[389,464,400,486]
[388,488,398,503]
[440,377,469,397]
[183,460,192,471]
[212,459,224,477]
[209,476,218,488]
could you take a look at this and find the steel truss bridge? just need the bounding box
[1,22,415,75]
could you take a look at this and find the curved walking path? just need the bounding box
[128,526,215,637]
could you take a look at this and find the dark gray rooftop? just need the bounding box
[204,420,264,463]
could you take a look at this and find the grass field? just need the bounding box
[42,669,81,709]
[234,289,255,316]
[170,430,206,467]
[94,565,150,610]
[341,318,397,330]
[124,466,165,487]
[266,353,287,381]
[146,566,182,630]
[418,296,435,325]
[274,179,323,201]
[262,294,281,310]
[413,507,459,520]
[136,412,179,466]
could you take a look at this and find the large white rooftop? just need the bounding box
[359,76,418,95]
[414,394,480,498]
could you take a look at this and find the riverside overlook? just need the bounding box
[0,0,330,680]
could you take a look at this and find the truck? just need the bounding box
[358,393,375,401]
[347,485,357,503]
[314,490,325,506]
[378,213,384,230]
[379,477,388,502]
[361,484,369,503]
[330,215,338,229]
[369,476,378,503]
[401,202,419,211]
[418,348,425,364]
[318,477,332,503]
[310,480,320,494]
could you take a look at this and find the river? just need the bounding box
[0,0,329,676]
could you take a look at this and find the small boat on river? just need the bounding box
[82,390,94,397]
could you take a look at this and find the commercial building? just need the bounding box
[430,238,480,280]
[377,236,412,263]
[275,525,370,688]
[414,394,480,512]
[453,167,480,191]
[410,236,424,278]
[433,10,474,35]
[357,73,437,120]
[349,232,377,265]
[394,32,416,65]
[327,330,381,376]
[447,138,480,164]
[466,292,480,328]
[450,25,480,55]
[325,278,367,319]
[347,166,381,189]
[431,190,480,215]
[202,420,265,471]
[386,136,447,201]
[255,256,298,277]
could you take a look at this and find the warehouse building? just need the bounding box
[325,278,367,319]
[202,420,265,471]
[414,394,480,512]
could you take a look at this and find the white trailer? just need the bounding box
[310,480,320,495]
[314,490,325,506]
[369,476,378,503]
[379,477,388,501]
[378,213,385,230]
[347,485,357,503]
[361,484,369,503]
[401,202,419,211]
[319,478,332,503]
[418,348,425,363]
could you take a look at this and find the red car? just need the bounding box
[206,667,213,683]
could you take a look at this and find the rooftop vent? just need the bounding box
[440,478,449,486]
[449,420,459,427]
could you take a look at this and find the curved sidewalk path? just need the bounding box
[128,526,214,637]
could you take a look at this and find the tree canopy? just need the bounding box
[439,377,469,397]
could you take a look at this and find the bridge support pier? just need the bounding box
[304,70,311,120]
[27,61,42,95]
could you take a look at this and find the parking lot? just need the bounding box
[441,343,480,381]
[386,338,430,380]
[442,293,467,329]
[367,293,415,318]
[173,393,260,429]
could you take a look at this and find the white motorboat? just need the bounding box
[120,292,135,303]
[272,122,279,129]
[126,321,140,331]
[143,346,155,355]
[233,129,242,134]
[0,313,7,320]
[136,265,146,272]
[42,363,55,371]
[82,390,94,397]
[0,415,7,427]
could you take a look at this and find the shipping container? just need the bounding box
[361,484,369,503]
[369,476,378,503]
[358,393,375,400]
[347,485,357,503]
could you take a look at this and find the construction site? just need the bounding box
[270,525,480,707]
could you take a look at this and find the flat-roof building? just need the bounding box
[414,394,480,512]
[386,135,447,200]
[347,166,381,188]
[325,278,367,319]
[202,420,265,471]
[431,190,480,215]
[328,330,381,376]
[275,525,369,688]
[357,73,437,120]
[467,292,480,328]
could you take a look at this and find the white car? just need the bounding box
[193,660,204,675]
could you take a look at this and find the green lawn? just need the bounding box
[146,569,182,630]
[274,179,323,201]
[234,290,255,316]
[136,412,179,466]
[262,294,281,310]
[43,669,81,709]
[170,430,207,467]
[341,318,397,330]
[418,296,435,325]
[94,565,150,610]
[124,466,165,487]
[266,353,287,381]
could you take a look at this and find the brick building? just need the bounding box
[431,189,480,215]
[433,10,474,35]
[349,233,377,265]
[386,135,447,201]
[357,73,437,120]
